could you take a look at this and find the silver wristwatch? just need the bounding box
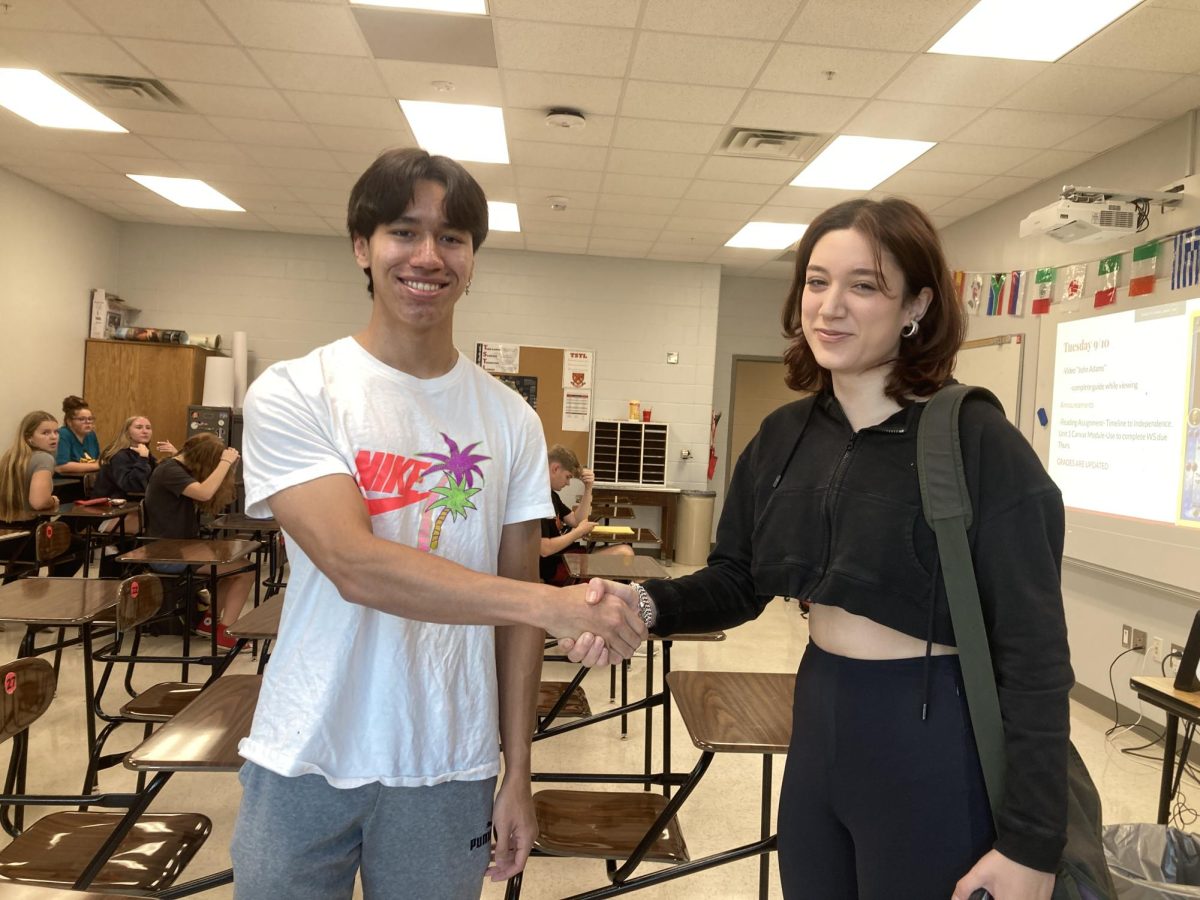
[631,583,656,629]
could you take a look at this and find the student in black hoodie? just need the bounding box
[564,199,1071,900]
[94,415,176,542]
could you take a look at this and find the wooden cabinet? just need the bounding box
[590,420,668,485]
[82,340,218,452]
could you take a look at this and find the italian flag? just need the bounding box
[1031,267,1055,315]
[1128,240,1158,297]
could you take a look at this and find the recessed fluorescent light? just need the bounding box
[790,136,934,191]
[126,175,244,212]
[488,201,520,232]
[726,222,808,250]
[351,0,487,12]
[0,69,126,132]
[399,100,509,165]
[929,0,1142,62]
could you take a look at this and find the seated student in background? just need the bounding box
[144,432,252,649]
[540,445,633,586]
[0,410,85,577]
[94,415,176,500]
[55,395,101,477]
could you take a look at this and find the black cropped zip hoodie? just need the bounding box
[647,390,1073,873]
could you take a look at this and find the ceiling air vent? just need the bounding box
[719,128,826,161]
[58,73,188,112]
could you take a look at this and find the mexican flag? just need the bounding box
[1094,253,1120,308]
[1031,267,1056,315]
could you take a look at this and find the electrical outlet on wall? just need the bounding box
[1121,624,1132,648]
[1168,643,1185,674]
[1132,629,1147,653]
[1150,636,1164,662]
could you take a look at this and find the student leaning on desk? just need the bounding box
[566,198,1073,900]
[54,394,101,477]
[0,410,84,577]
[231,147,645,900]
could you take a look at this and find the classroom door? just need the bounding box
[727,357,799,484]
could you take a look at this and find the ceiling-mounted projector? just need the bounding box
[1019,198,1138,243]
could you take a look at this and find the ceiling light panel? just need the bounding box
[488,201,520,232]
[0,69,127,132]
[725,222,808,250]
[399,100,510,164]
[351,0,487,12]
[929,0,1143,62]
[127,175,244,211]
[790,135,935,191]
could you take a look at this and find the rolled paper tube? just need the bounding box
[232,331,248,408]
[202,356,235,407]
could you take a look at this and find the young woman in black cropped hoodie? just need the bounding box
[564,199,1071,900]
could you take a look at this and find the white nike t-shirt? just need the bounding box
[240,338,551,787]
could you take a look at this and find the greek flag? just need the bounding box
[1171,227,1200,291]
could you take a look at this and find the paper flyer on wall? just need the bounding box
[476,342,520,373]
[562,388,591,432]
[562,349,594,389]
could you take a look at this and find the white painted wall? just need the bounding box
[940,110,1200,719]
[0,168,119,433]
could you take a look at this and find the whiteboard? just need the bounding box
[955,334,1024,426]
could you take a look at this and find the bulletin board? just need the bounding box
[483,344,591,464]
[955,334,1024,426]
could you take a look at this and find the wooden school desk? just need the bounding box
[1129,675,1200,823]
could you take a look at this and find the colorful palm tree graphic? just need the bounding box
[420,434,490,550]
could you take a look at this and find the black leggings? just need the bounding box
[777,642,994,900]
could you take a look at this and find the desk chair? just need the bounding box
[0,658,210,894]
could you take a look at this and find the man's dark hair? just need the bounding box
[346,148,489,296]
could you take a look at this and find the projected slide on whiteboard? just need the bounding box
[1048,297,1200,527]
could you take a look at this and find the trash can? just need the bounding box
[1104,823,1200,898]
[675,490,716,566]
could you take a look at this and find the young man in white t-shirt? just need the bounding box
[232,148,648,899]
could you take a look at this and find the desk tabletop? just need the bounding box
[0,885,145,899]
[565,554,669,582]
[1130,675,1200,713]
[227,594,283,640]
[668,670,795,755]
[126,674,261,772]
[588,527,659,545]
[0,528,30,544]
[57,501,139,520]
[119,538,259,565]
[211,513,280,532]
[0,577,117,625]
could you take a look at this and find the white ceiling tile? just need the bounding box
[93,156,192,177]
[607,148,704,178]
[756,45,912,97]
[767,185,867,209]
[520,218,591,235]
[501,71,623,117]
[612,118,723,154]
[512,166,604,192]
[178,162,288,184]
[620,82,746,125]
[0,0,97,32]
[650,243,716,262]
[880,56,1046,107]
[630,33,773,88]
[9,166,135,190]
[285,93,409,129]
[709,247,777,264]
[587,239,651,258]
[510,140,608,170]
[1120,75,1200,120]
[590,224,664,241]
[516,187,596,209]
[731,91,864,133]
[696,155,804,185]
[25,130,164,157]
[601,172,693,199]
[210,116,324,147]
[596,194,680,215]
[461,162,517,190]
[144,136,254,163]
[483,231,524,250]
[865,191,950,211]
[965,175,1041,201]
[257,212,339,233]
[241,198,313,216]
[169,83,299,121]
[843,100,984,142]
[250,50,389,95]
[933,196,994,219]
[206,0,367,55]
[493,21,633,78]
[1059,116,1161,153]
[951,109,1102,149]
[907,143,1039,176]
[506,108,614,147]
[375,60,503,106]
[664,215,741,233]
[1004,148,1095,179]
[683,180,776,204]
[0,30,149,75]
[642,0,801,41]
[875,170,991,196]
[656,230,726,246]
[674,198,762,219]
[118,39,269,87]
[71,0,232,43]
[524,234,589,252]
[241,145,343,170]
[91,108,224,140]
[1064,5,1200,73]
[755,202,833,220]
[999,65,1178,117]
[593,210,670,229]
[270,168,356,190]
[0,148,109,171]
[784,0,963,52]
[489,0,641,27]
[214,181,305,202]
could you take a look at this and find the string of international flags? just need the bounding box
[951,225,1200,317]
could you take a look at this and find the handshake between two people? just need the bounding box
[546,579,648,668]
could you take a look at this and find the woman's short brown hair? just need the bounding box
[781,197,965,403]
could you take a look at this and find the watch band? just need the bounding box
[631,582,655,629]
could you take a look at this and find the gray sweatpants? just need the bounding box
[231,761,495,900]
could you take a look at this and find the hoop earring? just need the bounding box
[465,280,472,296]
[901,320,919,338]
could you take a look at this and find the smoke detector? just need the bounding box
[546,195,569,211]
[545,108,586,130]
